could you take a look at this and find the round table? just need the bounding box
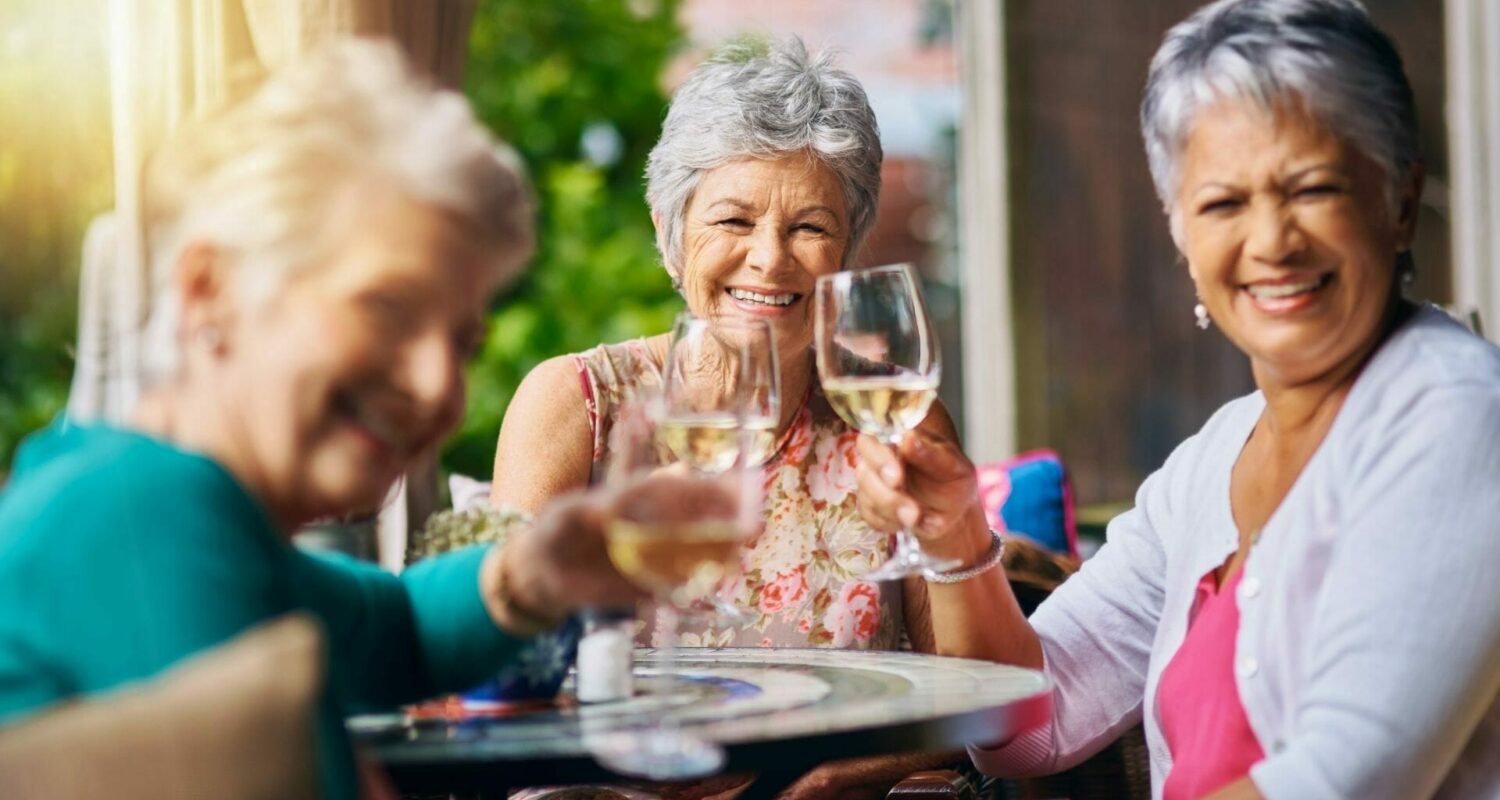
[351,647,1051,798]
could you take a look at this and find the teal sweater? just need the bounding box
[0,420,525,798]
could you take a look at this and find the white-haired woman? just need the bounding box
[495,37,1000,655]
[495,36,1004,800]
[857,1,1500,798]
[0,41,663,800]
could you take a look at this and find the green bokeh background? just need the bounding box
[0,0,688,480]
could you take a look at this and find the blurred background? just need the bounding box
[1,0,1491,515]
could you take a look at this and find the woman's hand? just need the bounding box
[483,491,643,633]
[486,471,749,632]
[853,425,988,563]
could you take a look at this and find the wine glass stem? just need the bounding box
[656,600,681,740]
[885,432,928,567]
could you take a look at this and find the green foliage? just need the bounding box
[0,0,687,480]
[0,1,113,477]
[446,0,688,476]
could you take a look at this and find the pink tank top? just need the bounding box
[1159,568,1266,800]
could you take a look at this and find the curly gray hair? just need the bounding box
[1141,0,1419,218]
[141,38,534,383]
[645,36,883,277]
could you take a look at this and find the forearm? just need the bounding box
[781,750,969,800]
[922,505,1044,668]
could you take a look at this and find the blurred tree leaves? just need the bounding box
[0,2,112,477]
[447,0,687,476]
[0,0,687,480]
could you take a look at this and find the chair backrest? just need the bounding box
[0,613,325,800]
[976,450,1080,558]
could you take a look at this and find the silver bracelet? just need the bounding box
[925,528,1006,584]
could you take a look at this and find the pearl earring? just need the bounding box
[1194,301,1211,330]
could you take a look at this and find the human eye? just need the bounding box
[793,222,828,235]
[1197,197,1242,215]
[357,289,408,321]
[716,217,753,229]
[1295,184,1341,199]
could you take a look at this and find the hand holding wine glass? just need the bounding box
[814,263,962,581]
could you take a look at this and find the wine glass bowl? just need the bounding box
[814,264,961,581]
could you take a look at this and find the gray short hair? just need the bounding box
[646,36,883,275]
[1141,0,1419,212]
[141,39,534,383]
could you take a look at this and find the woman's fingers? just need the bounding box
[854,435,919,532]
[855,433,904,487]
[897,428,974,483]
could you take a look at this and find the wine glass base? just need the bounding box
[590,729,726,781]
[860,551,963,582]
[678,599,750,628]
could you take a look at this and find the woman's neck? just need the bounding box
[1253,298,1413,441]
[778,346,815,433]
[132,386,300,535]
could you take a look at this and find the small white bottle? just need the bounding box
[575,610,635,703]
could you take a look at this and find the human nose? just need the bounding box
[1245,199,1308,265]
[400,330,464,430]
[745,223,791,275]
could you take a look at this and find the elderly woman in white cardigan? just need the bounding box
[854,1,1500,798]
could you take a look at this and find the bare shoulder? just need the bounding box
[492,354,594,513]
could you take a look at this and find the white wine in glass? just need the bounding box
[656,314,777,627]
[821,374,940,443]
[654,412,745,475]
[605,517,745,606]
[591,396,758,781]
[814,263,961,581]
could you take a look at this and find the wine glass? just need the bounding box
[590,393,760,780]
[814,263,961,581]
[659,314,778,626]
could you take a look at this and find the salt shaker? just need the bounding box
[575,609,635,703]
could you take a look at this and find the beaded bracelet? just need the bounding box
[925,528,1007,584]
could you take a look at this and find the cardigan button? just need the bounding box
[1239,576,1262,599]
[1237,655,1260,678]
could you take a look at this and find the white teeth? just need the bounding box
[728,288,796,306]
[1247,278,1324,299]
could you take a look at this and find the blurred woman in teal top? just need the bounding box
[0,41,656,799]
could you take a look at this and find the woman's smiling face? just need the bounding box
[675,152,850,359]
[1174,100,1420,386]
[207,188,500,523]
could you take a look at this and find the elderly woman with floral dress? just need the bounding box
[494,37,1002,659]
[857,1,1500,798]
[494,36,1009,799]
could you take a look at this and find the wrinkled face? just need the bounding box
[1174,100,1418,386]
[212,190,499,521]
[676,152,849,359]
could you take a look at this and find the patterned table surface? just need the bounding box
[351,648,1051,793]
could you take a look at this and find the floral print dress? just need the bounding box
[576,339,905,651]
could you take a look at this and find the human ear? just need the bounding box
[173,241,237,355]
[1394,163,1425,252]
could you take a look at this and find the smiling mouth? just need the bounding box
[726,287,802,307]
[1241,273,1334,313]
[1244,274,1332,299]
[334,392,409,456]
